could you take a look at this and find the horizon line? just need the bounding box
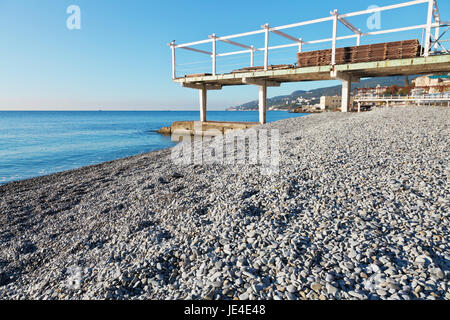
[0,109,272,112]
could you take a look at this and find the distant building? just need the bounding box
[411,88,426,97]
[355,85,388,98]
[413,75,450,94]
[320,95,354,111]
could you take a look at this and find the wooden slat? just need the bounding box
[185,73,212,78]
[231,64,294,73]
[297,39,421,67]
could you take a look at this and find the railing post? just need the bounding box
[424,0,434,57]
[298,38,303,53]
[263,24,270,71]
[357,34,361,46]
[331,10,338,65]
[170,41,176,79]
[211,34,217,75]
[250,46,255,67]
[434,0,440,50]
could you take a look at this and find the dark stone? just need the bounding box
[172,172,184,179]
[17,241,37,255]
[241,190,258,200]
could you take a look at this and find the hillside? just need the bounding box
[229,75,418,111]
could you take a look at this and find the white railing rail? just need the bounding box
[355,93,450,100]
[169,0,445,79]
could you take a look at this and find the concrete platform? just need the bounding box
[174,55,450,87]
[157,121,260,136]
[173,55,450,124]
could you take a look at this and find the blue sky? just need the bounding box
[0,0,447,110]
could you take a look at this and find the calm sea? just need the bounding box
[0,111,308,184]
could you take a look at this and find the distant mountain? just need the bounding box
[229,75,419,110]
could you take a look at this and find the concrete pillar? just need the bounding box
[199,85,207,122]
[259,83,267,124]
[358,102,361,113]
[341,75,351,113]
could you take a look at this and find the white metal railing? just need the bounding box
[355,93,450,100]
[169,0,447,79]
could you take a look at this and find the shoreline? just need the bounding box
[0,148,174,189]
[0,110,309,186]
[0,106,448,300]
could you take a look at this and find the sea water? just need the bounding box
[0,111,308,184]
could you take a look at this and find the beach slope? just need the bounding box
[0,106,448,300]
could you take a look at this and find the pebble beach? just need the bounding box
[0,106,448,300]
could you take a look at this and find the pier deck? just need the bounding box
[174,55,450,87]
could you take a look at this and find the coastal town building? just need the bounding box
[355,85,389,98]
[320,96,354,111]
[413,74,450,94]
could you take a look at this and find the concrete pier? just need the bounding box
[175,55,450,117]
[170,1,448,121]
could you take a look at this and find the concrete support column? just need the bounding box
[332,71,356,113]
[259,83,267,124]
[199,85,207,122]
[341,75,351,113]
[243,77,280,125]
[358,102,361,113]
